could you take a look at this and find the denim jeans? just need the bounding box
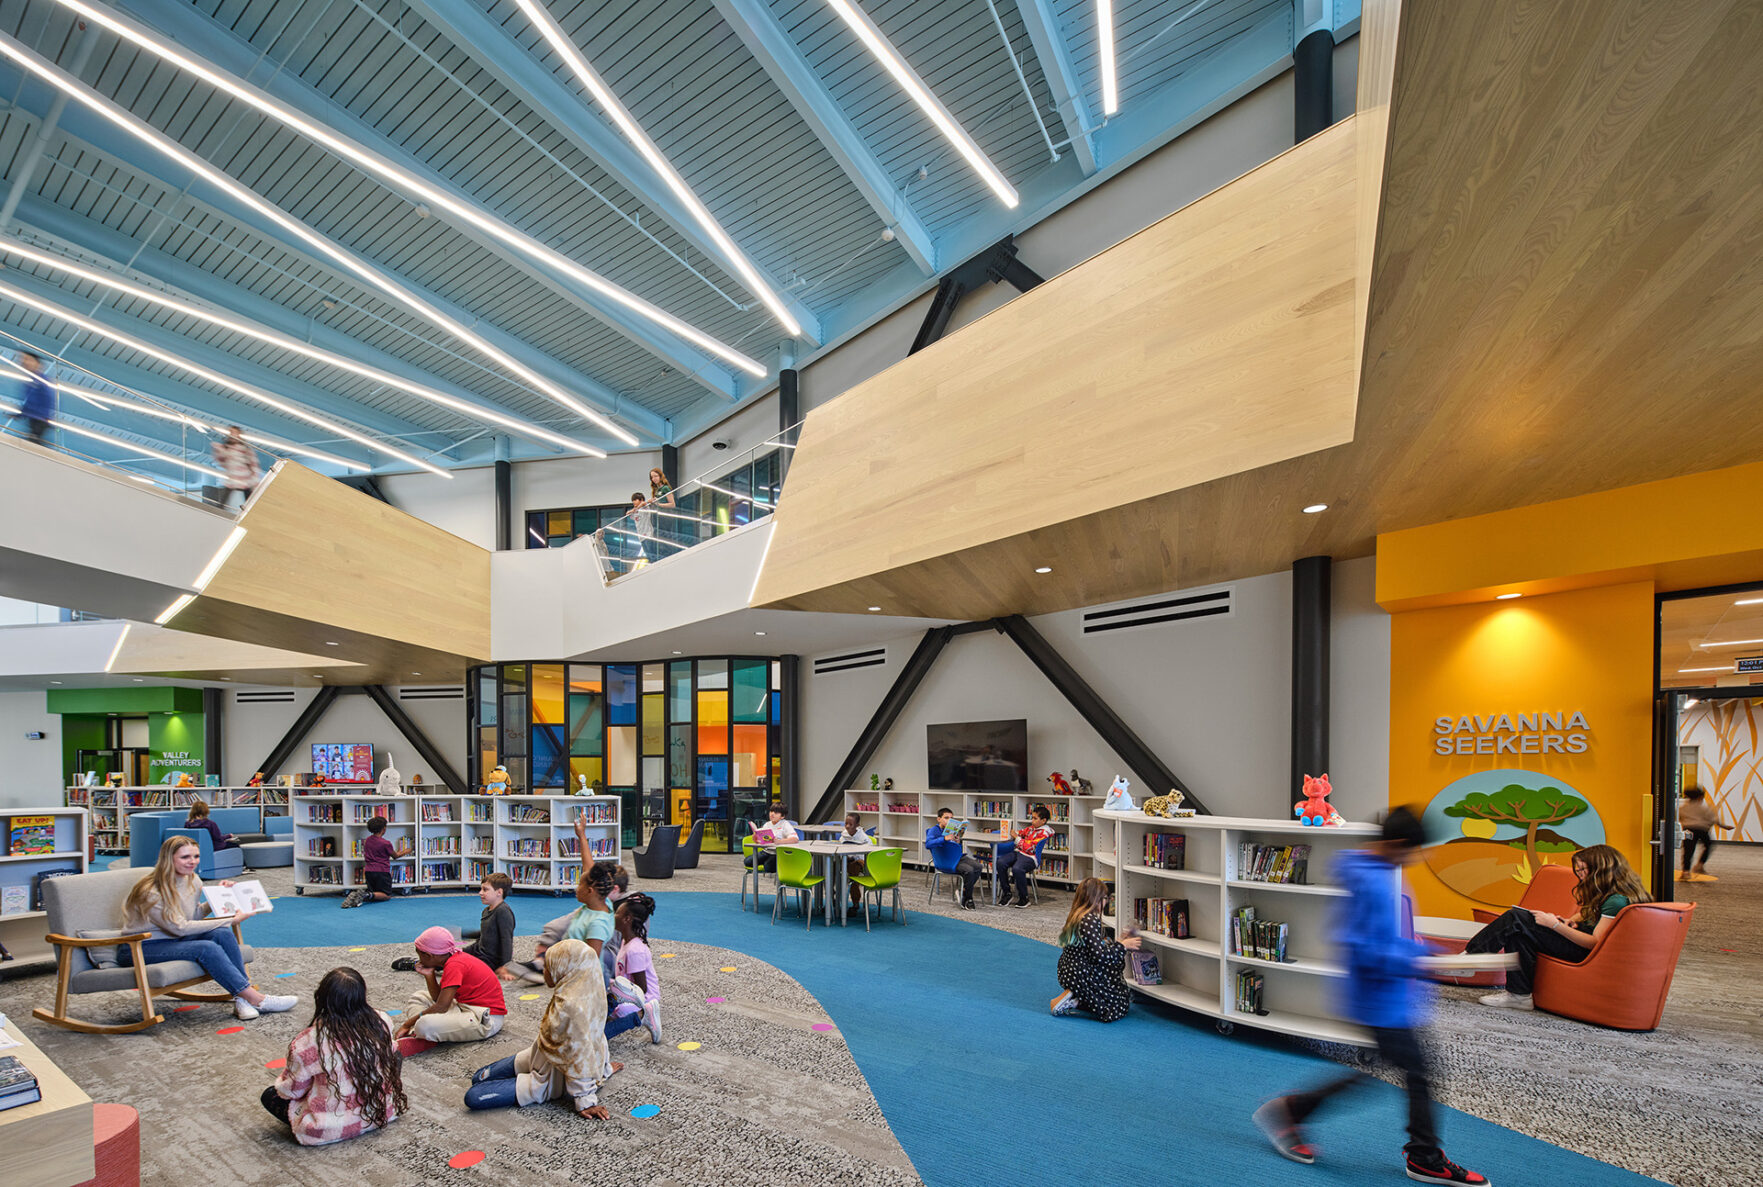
[464,1054,520,1110]
[128,929,250,996]
[605,1004,643,1039]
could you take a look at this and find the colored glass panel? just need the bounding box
[608,725,637,785]
[477,725,497,779]
[643,663,664,694]
[769,689,780,725]
[732,659,768,722]
[670,789,694,827]
[479,674,497,726]
[502,664,526,690]
[618,789,641,847]
[567,665,602,756]
[697,691,728,754]
[569,756,603,795]
[530,664,565,725]
[500,696,526,756]
[501,756,526,794]
[573,509,597,538]
[696,759,729,845]
[668,725,692,787]
[531,725,566,788]
[548,511,569,536]
[669,661,692,719]
[607,664,638,726]
[732,724,768,790]
[642,693,664,754]
[525,512,546,548]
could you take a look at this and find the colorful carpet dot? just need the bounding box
[629,1104,661,1118]
[518,993,541,1001]
[811,1024,835,1032]
[264,1058,286,1070]
[172,1004,201,1013]
[385,1009,402,1016]
[676,1042,701,1051]
[274,972,297,978]
[216,1026,245,1035]
[657,953,677,959]
[719,965,737,972]
[447,1151,486,1170]
[705,996,726,1005]
[348,947,366,952]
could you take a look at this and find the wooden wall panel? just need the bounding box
[753,119,1362,612]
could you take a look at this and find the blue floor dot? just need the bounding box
[274,972,297,978]
[385,1009,402,1016]
[629,1104,660,1118]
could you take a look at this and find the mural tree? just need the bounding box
[1443,784,1589,874]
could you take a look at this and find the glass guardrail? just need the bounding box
[587,429,795,581]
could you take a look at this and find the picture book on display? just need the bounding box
[7,816,55,856]
[200,879,274,918]
[1,886,27,916]
[1128,950,1162,986]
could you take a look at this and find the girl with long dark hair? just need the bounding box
[1050,877,1139,1021]
[263,967,405,1145]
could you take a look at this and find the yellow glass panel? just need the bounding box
[531,664,565,725]
[548,511,570,535]
[642,693,665,754]
[569,756,604,794]
[670,789,694,826]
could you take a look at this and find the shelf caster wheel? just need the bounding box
[295,887,304,895]
[1216,1020,1235,1036]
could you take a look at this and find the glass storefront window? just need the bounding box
[607,664,638,726]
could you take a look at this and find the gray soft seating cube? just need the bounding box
[32,866,255,1034]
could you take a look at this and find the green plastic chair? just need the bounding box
[772,846,824,930]
[849,847,906,931]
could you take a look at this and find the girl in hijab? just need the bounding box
[464,939,622,1119]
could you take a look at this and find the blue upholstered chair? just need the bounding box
[126,811,185,869]
[163,827,246,881]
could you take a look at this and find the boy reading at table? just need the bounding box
[746,803,799,873]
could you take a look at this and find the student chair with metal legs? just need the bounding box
[1025,838,1049,904]
[850,848,906,931]
[772,846,824,931]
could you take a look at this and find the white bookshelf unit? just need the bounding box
[1094,808,1382,1047]
[843,788,1106,885]
[1,807,90,971]
[65,785,291,854]
[292,795,620,896]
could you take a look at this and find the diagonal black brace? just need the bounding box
[908,277,966,355]
[907,235,1044,355]
[992,615,1209,814]
[363,685,468,794]
[256,684,340,779]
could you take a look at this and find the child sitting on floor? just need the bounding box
[464,872,515,971]
[604,892,662,1044]
[1050,877,1139,1022]
[506,864,629,984]
[465,939,621,1119]
[262,967,405,1146]
[395,926,507,1057]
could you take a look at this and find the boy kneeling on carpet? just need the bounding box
[395,926,507,1057]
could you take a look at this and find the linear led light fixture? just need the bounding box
[0,278,449,477]
[154,594,194,624]
[104,623,130,672]
[1677,666,1731,673]
[1097,0,1119,115]
[43,1,767,382]
[824,0,1019,208]
[0,33,646,447]
[0,239,606,457]
[508,0,799,337]
[193,526,248,590]
[61,382,367,471]
[1699,638,1763,649]
[0,396,228,479]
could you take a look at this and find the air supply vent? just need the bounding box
[399,686,464,701]
[1082,587,1233,634]
[234,690,296,704]
[813,647,887,676]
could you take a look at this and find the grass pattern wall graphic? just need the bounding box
[1679,699,1763,842]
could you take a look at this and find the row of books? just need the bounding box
[420,861,460,882]
[507,839,551,858]
[1143,832,1185,870]
[573,804,617,824]
[556,863,580,886]
[306,838,338,857]
[0,1055,41,1113]
[305,806,343,823]
[352,804,398,823]
[469,840,495,856]
[1230,906,1290,962]
[420,839,461,856]
[1133,896,1191,939]
[506,863,552,885]
[971,800,1012,818]
[1040,855,1072,878]
[1235,969,1268,1015]
[304,864,345,885]
[1127,950,1162,986]
[420,804,455,822]
[508,806,551,823]
[467,804,495,822]
[467,860,493,883]
[1237,843,1311,885]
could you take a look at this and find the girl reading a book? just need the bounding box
[123,835,297,1021]
[1051,877,1139,1021]
[262,967,404,1145]
[465,939,622,1118]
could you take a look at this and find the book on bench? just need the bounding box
[0,1054,41,1112]
[200,879,274,918]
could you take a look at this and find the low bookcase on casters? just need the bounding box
[1094,809,1382,1047]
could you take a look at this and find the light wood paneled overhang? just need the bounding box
[753,0,1763,620]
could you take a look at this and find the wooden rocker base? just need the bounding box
[32,1006,167,1035]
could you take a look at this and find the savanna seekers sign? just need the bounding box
[1432,711,1590,757]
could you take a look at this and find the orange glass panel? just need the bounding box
[732,723,768,789]
[697,690,729,754]
[670,789,694,826]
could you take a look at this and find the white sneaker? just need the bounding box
[641,998,662,1044]
[608,975,644,1009]
[233,996,260,1020]
[1050,990,1080,1017]
[256,994,299,1014]
[1478,990,1533,1010]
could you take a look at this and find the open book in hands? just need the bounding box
[201,879,274,918]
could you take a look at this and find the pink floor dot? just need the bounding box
[448,1151,486,1170]
[811,1024,835,1032]
[216,1026,245,1035]
[264,1058,286,1069]
[705,996,726,1005]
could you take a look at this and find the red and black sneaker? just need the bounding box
[1406,1153,1490,1185]
[1252,1098,1316,1165]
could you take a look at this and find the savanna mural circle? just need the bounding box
[1421,768,1606,908]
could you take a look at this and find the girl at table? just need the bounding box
[604,892,663,1044]
[123,834,296,1021]
[465,939,621,1119]
[1464,843,1650,1010]
[1051,877,1140,1021]
[997,804,1055,908]
[262,967,404,1145]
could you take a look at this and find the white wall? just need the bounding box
[222,686,468,788]
[800,557,1389,824]
[0,689,66,811]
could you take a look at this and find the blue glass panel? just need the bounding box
[531,725,566,788]
[769,689,780,725]
[697,757,729,822]
[607,663,638,725]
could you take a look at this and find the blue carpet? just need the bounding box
[250,889,1660,1187]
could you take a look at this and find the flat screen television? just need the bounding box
[927,719,1028,791]
[312,743,374,783]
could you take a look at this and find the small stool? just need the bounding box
[238,841,294,869]
[74,1102,140,1187]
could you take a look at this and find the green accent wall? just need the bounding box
[147,711,206,783]
[49,687,207,783]
[47,687,203,714]
[60,715,108,782]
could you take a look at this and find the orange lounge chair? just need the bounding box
[1532,902,1696,1031]
[1424,863,1581,988]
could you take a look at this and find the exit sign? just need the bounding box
[1737,656,1763,673]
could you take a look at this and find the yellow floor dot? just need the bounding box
[676,1041,701,1051]
[719,966,736,972]
[518,993,541,1001]
[658,953,677,959]
[347,947,365,952]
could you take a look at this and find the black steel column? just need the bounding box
[494,458,512,551]
[1290,556,1332,800]
[779,655,801,818]
[778,369,800,438]
[1294,28,1335,143]
[203,687,224,784]
[660,443,678,488]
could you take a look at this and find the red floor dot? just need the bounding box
[448,1151,486,1169]
[172,1004,201,1013]
[264,1058,286,1069]
[216,1026,245,1035]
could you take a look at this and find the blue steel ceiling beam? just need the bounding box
[100,0,746,402]
[0,68,672,446]
[7,194,628,455]
[397,0,825,345]
[709,0,937,276]
[1013,0,1099,177]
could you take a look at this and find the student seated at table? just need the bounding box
[997,804,1055,908]
[745,803,799,873]
[925,807,982,910]
[394,926,507,1057]
[836,812,873,914]
[262,967,404,1145]
[182,798,239,852]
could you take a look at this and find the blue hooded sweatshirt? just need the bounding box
[1331,848,1431,1029]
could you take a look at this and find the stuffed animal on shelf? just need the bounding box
[1068,770,1094,795]
[484,765,511,795]
[173,772,194,788]
[246,771,265,787]
[575,774,591,796]
[1047,771,1074,795]
[882,778,894,790]
[1143,788,1189,818]
[1295,773,1345,827]
[105,772,125,788]
[376,755,401,797]
[870,774,880,791]
[1104,775,1134,812]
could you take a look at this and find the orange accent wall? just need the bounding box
[1389,583,1656,918]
